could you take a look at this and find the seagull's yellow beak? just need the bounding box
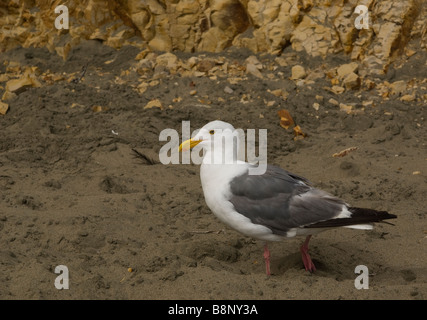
[179,138,202,152]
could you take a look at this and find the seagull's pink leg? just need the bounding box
[263,243,271,276]
[300,235,316,272]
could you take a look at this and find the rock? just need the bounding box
[5,67,41,94]
[329,98,339,106]
[197,60,216,72]
[246,62,263,79]
[362,100,374,107]
[155,52,178,70]
[0,101,9,115]
[291,12,337,58]
[1,91,17,102]
[361,56,385,75]
[339,103,353,113]
[245,55,263,78]
[291,65,306,80]
[337,62,359,80]
[342,72,360,90]
[268,89,289,100]
[224,86,234,94]
[400,94,415,102]
[274,57,288,67]
[186,56,199,69]
[312,102,320,111]
[245,55,262,68]
[390,80,407,96]
[0,0,424,74]
[198,0,249,52]
[331,85,345,94]
[405,48,416,57]
[242,0,296,54]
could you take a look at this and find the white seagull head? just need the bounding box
[179,120,241,164]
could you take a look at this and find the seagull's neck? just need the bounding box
[200,143,248,195]
[202,145,238,166]
[200,160,248,194]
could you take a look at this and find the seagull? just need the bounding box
[179,120,396,275]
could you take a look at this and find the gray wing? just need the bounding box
[228,164,346,236]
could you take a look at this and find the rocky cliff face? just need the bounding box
[0,0,426,75]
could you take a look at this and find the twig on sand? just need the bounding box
[72,63,88,84]
[189,229,225,235]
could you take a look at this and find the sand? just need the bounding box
[0,40,425,300]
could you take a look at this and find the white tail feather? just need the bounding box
[344,224,373,230]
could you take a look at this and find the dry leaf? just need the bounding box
[198,98,212,105]
[40,72,65,84]
[92,105,103,112]
[331,78,340,85]
[277,109,295,129]
[228,77,244,84]
[70,103,85,108]
[268,88,289,100]
[114,77,126,85]
[269,89,283,97]
[293,125,306,139]
[332,147,358,158]
[240,93,250,104]
[120,70,130,77]
[144,99,163,110]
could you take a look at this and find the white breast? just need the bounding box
[200,162,283,241]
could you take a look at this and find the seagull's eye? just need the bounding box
[209,130,215,135]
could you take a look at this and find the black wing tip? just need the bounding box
[305,207,396,229]
[348,207,397,221]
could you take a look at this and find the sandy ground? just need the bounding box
[0,40,426,300]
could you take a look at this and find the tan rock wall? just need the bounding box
[0,0,425,74]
